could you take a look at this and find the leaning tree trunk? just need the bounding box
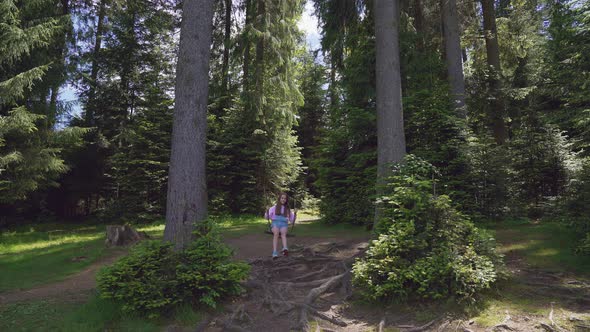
[441,0,467,117]
[164,0,215,251]
[374,0,407,228]
[481,0,508,144]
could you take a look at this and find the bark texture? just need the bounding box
[441,0,467,117]
[374,0,406,227]
[481,0,508,144]
[374,0,406,169]
[164,0,215,250]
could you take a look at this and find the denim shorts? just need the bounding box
[271,215,289,229]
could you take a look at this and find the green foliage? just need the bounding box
[508,113,576,217]
[0,0,83,205]
[545,0,590,110]
[461,133,510,217]
[52,0,178,219]
[561,157,590,254]
[315,8,378,225]
[353,156,502,301]
[205,0,305,214]
[97,221,250,318]
[108,100,173,221]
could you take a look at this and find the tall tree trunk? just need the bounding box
[86,0,107,126]
[164,0,215,250]
[222,0,232,93]
[481,0,507,143]
[254,0,265,116]
[441,0,466,117]
[48,0,69,129]
[374,0,407,227]
[242,0,253,92]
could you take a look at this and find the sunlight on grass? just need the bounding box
[0,223,109,292]
[486,220,590,276]
[473,299,545,326]
[497,241,539,254]
[534,248,560,257]
[136,224,165,238]
[473,299,589,330]
[0,296,161,332]
[0,234,102,254]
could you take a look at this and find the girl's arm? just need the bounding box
[266,206,275,220]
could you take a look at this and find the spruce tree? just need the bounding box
[0,0,84,208]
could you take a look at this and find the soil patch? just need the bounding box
[205,236,374,332]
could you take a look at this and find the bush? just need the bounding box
[97,221,250,318]
[562,157,590,254]
[352,155,502,301]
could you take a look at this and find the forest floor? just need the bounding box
[197,228,590,332]
[2,219,590,331]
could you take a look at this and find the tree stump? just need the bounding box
[105,225,147,247]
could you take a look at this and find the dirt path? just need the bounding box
[0,248,128,305]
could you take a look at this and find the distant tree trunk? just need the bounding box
[374,0,406,226]
[441,0,466,117]
[164,0,215,251]
[222,0,232,93]
[254,0,265,115]
[329,61,338,109]
[481,0,507,144]
[413,0,425,50]
[242,0,253,90]
[86,0,107,126]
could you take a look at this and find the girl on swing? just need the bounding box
[265,192,296,258]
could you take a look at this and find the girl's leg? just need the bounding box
[272,226,280,256]
[280,226,288,251]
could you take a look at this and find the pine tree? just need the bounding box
[0,0,85,208]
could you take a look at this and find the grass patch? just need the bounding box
[0,295,163,332]
[467,218,590,329]
[0,294,206,331]
[482,219,590,276]
[0,223,110,292]
[173,304,203,326]
[214,211,371,239]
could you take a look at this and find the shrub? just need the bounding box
[97,221,250,318]
[562,157,590,254]
[352,155,502,301]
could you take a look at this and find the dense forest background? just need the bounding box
[1,0,589,251]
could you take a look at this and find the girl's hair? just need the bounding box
[274,192,290,217]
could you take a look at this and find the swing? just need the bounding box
[264,195,296,237]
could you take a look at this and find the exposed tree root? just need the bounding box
[492,323,515,331]
[219,241,365,331]
[220,319,252,332]
[402,317,440,332]
[539,322,557,332]
[378,318,386,332]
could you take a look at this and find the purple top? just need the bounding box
[265,205,296,222]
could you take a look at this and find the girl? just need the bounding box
[265,192,296,258]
